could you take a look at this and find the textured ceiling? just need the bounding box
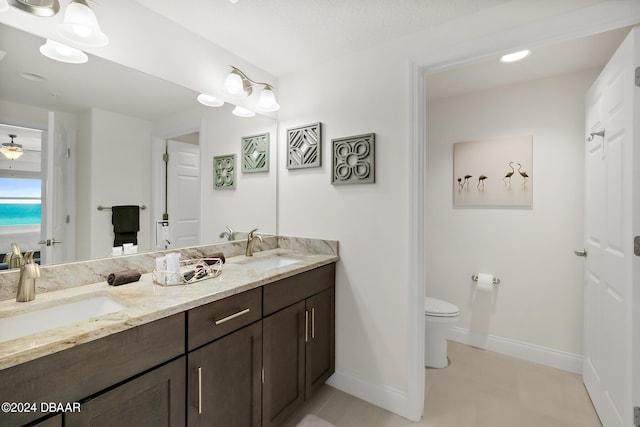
[135,0,511,76]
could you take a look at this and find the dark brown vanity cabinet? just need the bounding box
[1,262,335,427]
[262,264,336,427]
[186,288,262,427]
[65,357,186,427]
[29,415,62,427]
[0,313,185,427]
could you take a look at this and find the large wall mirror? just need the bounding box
[0,23,277,268]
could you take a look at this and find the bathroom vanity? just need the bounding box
[0,239,338,427]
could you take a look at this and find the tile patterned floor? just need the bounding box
[283,341,602,427]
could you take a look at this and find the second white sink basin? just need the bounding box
[0,294,126,343]
[241,255,300,271]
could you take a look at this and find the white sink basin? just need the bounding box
[0,294,126,343]
[241,255,300,271]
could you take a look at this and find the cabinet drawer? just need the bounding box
[263,263,335,316]
[188,287,262,350]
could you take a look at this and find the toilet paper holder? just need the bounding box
[471,274,500,285]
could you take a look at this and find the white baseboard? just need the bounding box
[447,326,583,374]
[326,368,410,419]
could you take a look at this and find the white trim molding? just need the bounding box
[326,369,409,417]
[448,326,583,374]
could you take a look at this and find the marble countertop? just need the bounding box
[0,248,338,370]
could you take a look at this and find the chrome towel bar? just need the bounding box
[97,205,147,211]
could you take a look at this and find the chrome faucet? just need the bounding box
[16,250,40,302]
[245,228,263,257]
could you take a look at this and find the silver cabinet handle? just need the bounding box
[574,249,588,257]
[305,310,309,343]
[311,307,315,339]
[214,308,250,325]
[197,367,203,415]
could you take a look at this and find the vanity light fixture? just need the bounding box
[223,65,280,112]
[1,134,24,160]
[40,39,88,63]
[197,93,224,107]
[500,49,530,63]
[232,106,255,118]
[57,0,108,47]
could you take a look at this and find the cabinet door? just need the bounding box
[305,288,335,399]
[30,414,62,427]
[188,321,262,427]
[66,357,186,427]
[262,301,305,427]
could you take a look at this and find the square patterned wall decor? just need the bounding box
[214,154,236,190]
[287,122,322,169]
[332,133,375,185]
[242,133,270,173]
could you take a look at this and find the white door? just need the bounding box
[167,139,200,248]
[40,112,75,265]
[582,28,639,427]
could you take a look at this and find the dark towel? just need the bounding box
[107,270,141,286]
[205,252,226,264]
[112,205,140,246]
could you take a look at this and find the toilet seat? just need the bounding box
[425,297,459,317]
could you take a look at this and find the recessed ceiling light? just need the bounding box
[500,49,530,63]
[19,72,48,82]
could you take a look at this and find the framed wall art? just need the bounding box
[453,136,532,207]
[331,133,375,185]
[287,122,321,169]
[214,154,236,190]
[241,133,269,173]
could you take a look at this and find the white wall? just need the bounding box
[278,44,411,404]
[78,108,152,260]
[426,69,599,364]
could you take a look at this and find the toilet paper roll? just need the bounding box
[476,273,494,292]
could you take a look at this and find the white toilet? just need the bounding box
[424,297,460,368]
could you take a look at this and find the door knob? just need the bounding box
[574,249,588,257]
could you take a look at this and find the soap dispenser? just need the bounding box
[16,250,40,302]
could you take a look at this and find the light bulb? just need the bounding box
[232,106,255,118]
[40,39,88,64]
[258,86,280,112]
[224,71,247,97]
[197,94,224,107]
[57,0,108,47]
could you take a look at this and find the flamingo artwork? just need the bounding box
[517,163,529,185]
[463,175,472,190]
[503,162,515,186]
[456,177,463,190]
[477,175,487,190]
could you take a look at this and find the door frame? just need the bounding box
[150,119,203,250]
[406,5,640,422]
